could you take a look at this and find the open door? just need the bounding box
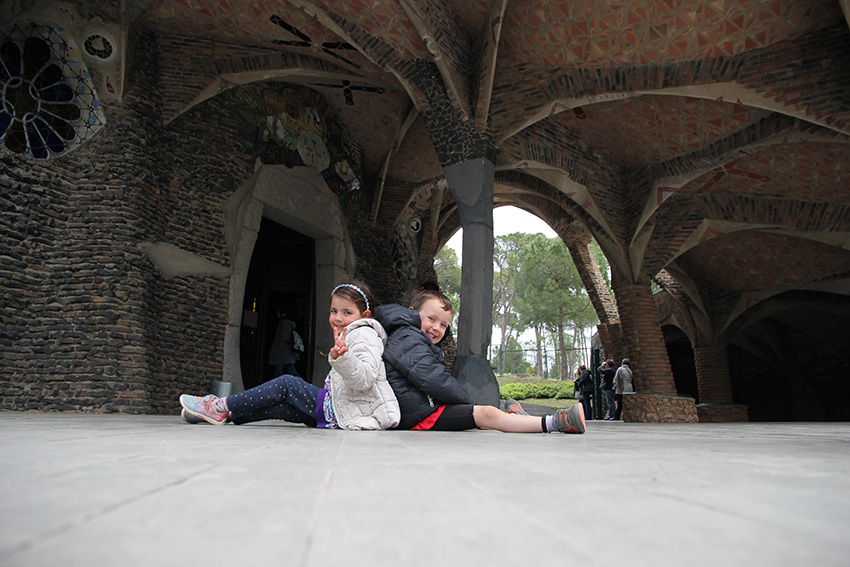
[240,217,315,390]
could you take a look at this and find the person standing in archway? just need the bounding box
[575,364,593,420]
[269,303,301,378]
[599,359,616,420]
[613,358,634,420]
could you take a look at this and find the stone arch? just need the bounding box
[222,165,356,389]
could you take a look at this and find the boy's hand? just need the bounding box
[330,327,348,359]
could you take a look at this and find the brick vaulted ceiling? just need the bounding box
[121,1,850,329]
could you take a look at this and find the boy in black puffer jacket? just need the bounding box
[374,289,585,434]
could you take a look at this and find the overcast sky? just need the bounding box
[444,206,557,261]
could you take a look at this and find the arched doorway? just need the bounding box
[222,165,356,390]
[663,325,698,401]
[240,218,315,390]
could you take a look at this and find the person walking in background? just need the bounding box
[269,304,301,378]
[599,359,616,420]
[575,364,593,420]
[613,358,634,421]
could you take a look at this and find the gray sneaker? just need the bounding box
[552,403,587,434]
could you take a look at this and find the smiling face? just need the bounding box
[329,295,364,334]
[416,297,453,344]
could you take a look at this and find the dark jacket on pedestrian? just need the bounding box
[599,364,615,391]
[373,304,474,429]
[576,369,593,394]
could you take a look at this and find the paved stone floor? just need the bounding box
[1,412,848,567]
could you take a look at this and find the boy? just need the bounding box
[373,289,585,434]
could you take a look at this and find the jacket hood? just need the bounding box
[347,317,387,344]
[373,304,420,333]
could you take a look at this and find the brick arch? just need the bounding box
[494,25,850,144]
[655,290,698,347]
[717,289,850,345]
[158,41,390,123]
[494,169,630,279]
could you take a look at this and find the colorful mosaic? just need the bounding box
[0,22,106,160]
[237,84,362,194]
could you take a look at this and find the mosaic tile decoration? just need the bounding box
[678,230,850,291]
[499,0,843,67]
[552,94,768,168]
[0,22,106,160]
[236,83,362,194]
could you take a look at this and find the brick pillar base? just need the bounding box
[622,393,698,423]
[696,404,749,422]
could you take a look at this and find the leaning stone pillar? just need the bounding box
[443,158,500,406]
[694,344,749,422]
[615,281,698,422]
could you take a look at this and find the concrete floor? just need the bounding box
[1,411,848,567]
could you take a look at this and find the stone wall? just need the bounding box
[0,28,404,414]
[0,31,260,413]
[622,393,699,423]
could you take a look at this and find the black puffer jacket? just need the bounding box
[373,304,473,429]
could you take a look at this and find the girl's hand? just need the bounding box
[330,327,348,359]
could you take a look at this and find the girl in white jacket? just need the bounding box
[179,282,400,430]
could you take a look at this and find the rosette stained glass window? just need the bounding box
[1,22,105,159]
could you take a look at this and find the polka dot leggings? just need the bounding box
[226,375,320,426]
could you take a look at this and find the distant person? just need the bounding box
[269,304,300,378]
[574,364,593,420]
[179,282,400,430]
[599,359,616,420]
[373,288,586,434]
[613,358,634,421]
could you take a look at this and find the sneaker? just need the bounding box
[180,395,215,424]
[179,394,229,425]
[503,398,529,415]
[552,403,586,434]
[181,408,204,424]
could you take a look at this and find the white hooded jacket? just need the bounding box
[327,318,400,430]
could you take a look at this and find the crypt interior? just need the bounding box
[1,0,850,421]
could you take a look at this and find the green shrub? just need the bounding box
[499,380,573,400]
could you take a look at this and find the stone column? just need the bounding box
[443,158,500,406]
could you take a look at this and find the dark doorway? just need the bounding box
[663,325,698,402]
[240,217,315,390]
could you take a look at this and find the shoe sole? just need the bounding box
[179,394,228,425]
[570,403,587,433]
[180,408,203,424]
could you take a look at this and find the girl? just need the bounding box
[179,282,400,430]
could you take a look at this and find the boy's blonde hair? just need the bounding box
[409,289,454,314]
